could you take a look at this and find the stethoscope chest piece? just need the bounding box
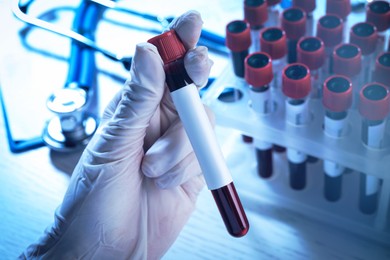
[43,87,98,152]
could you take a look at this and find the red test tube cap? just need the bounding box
[333,43,362,77]
[297,36,325,70]
[147,30,186,64]
[282,63,311,99]
[267,0,281,6]
[350,22,378,56]
[366,1,390,32]
[292,0,316,14]
[323,75,352,112]
[245,52,273,87]
[244,0,268,28]
[260,27,287,59]
[226,20,252,52]
[316,14,343,48]
[359,83,390,121]
[326,0,351,20]
[374,52,390,86]
[281,7,307,40]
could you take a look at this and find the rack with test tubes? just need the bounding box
[202,0,390,244]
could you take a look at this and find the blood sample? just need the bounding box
[226,20,251,79]
[260,27,287,90]
[292,0,316,36]
[326,0,351,41]
[373,52,390,86]
[358,83,390,214]
[322,75,352,202]
[332,43,362,106]
[350,22,378,84]
[260,27,287,153]
[148,30,249,237]
[366,1,390,55]
[281,7,307,63]
[226,20,253,143]
[245,52,274,178]
[297,36,325,98]
[244,0,268,53]
[265,0,281,28]
[316,14,344,76]
[282,63,311,190]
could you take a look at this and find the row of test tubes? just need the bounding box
[223,0,390,215]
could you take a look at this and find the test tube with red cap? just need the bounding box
[297,36,326,98]
[358,83,390,214]
[316,14,344,76]
[281,7,307,64]
[326,0,351,42]
[282,63,311,190]
[332,43,362,106]
[260,27,287,90]
[366,1,390,55]
[244,0,268,53]
[322,75,353,202]
[373,52,390,86]
[245,52,274,178]
[350,22,378,84]
[265,0,281,28]
[148,30,249,237]
[292,0,316,37]
[226,20,253,143]
[260,27,287,153]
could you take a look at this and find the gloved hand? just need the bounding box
[22,10,213,259]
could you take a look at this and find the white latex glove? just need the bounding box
[22,10,214,260]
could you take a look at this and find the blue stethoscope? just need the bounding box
[1,0,225,153]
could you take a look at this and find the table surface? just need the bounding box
[1,0,390,259]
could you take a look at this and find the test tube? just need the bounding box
[316,14,344,76]
[148,30,249,237]
[282,63,311,190]
[372,52,390,86]
[326,0,351,42]
[297,36,325,98]
[265,0,281,28]
[260,27,287,153]
[358,83,390,214]
[332,43,362,106]
[260,27,287,90]
[226,20,253,143]
[292,0,316,37]
[281,7,307,64]
[244,0,268,53]
[366,1,390,55]
[322,75,352,202]
[245,52,274,178]
[350,22,378,84]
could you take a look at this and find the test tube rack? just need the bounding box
[202,67,390,246]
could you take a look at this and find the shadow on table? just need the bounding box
[49,148,84,176]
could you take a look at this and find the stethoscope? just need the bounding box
[1,0,225,153]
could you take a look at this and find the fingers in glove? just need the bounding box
[184,46,214,88]
[158,46,213,130]
[168,10,203,50]
[101,91,122,121]
[142,106,215,188]
[155,152,202,189]
[143,45,213,152]
[181,174,206,203]
[88,43,165,163]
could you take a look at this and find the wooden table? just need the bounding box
[1,0,389,259]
